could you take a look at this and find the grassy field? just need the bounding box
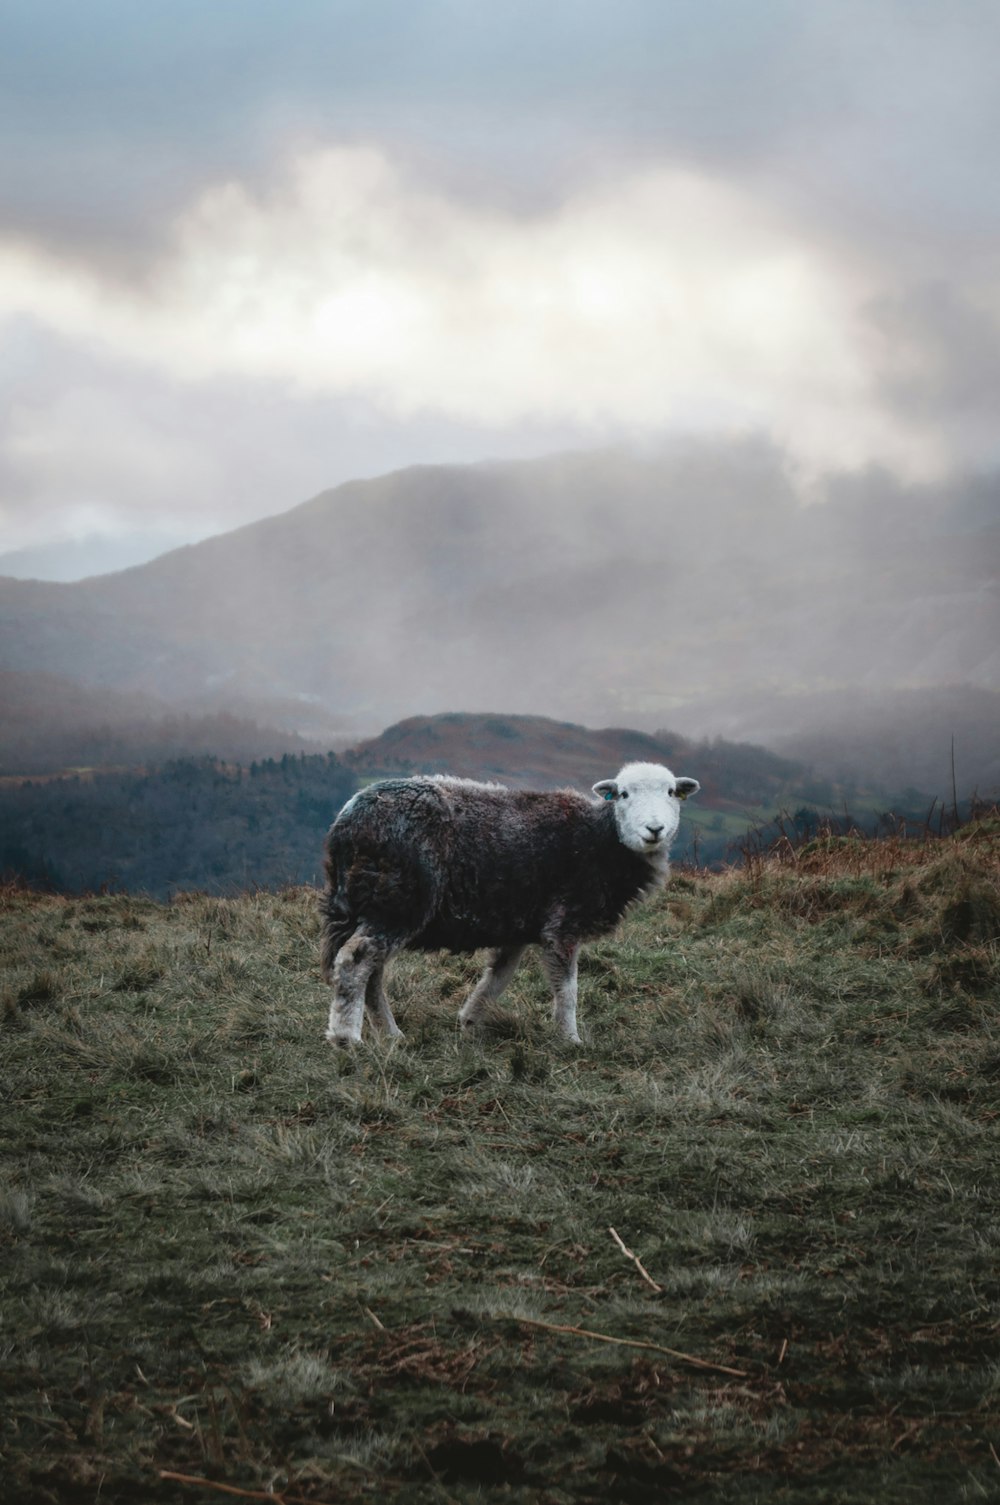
[2,820,999,1503]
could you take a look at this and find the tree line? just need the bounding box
[1,744,950,898]
[0,753,356,898]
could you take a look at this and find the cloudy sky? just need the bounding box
[2,0,999,575]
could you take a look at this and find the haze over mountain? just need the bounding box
[0,668,334,776]
[1,441,997,794]
[0,530,192,583]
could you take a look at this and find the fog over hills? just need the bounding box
[0,668,334,775]
[1,440,997,794]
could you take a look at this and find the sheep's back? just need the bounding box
[326,778,653,951]
[411,785,596,948]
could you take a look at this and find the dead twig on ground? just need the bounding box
[495,1314,747,1378]
[159,1464,376,1499]
[158,1472,340,1503]
[608,1225,662,1292]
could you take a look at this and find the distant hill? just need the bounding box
[1,442,997,793]
[346,711,681,789]
[345,710,805,805]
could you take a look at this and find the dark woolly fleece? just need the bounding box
[321,777,661,969]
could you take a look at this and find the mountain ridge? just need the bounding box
[1,442,997,792]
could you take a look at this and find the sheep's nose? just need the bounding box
[646,823,664,838]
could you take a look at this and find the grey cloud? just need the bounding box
[0,317,604,563]
[4,0,1000,547]
[866,282,1000,420]
[4,0,1000,267]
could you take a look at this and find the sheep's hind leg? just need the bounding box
[365,959,404,1039]
[458,945,525,1032]
[326,931,385,1046]
[540,938,582,1044]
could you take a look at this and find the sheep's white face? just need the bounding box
[593,762,700,860]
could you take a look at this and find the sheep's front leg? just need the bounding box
[540,938,582,1043]
[326,931,384,1046]
[364,961,404,1039]
[458,944,525,1032]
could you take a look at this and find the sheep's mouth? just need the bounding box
[642,835,663,848]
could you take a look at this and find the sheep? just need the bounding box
[320,760,699,1045]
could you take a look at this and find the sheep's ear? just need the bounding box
[675,778,700,801]
[593,779,619,802]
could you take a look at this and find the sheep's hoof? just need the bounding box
[325,1030,361,1048]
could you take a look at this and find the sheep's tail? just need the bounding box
[319,885,355,982]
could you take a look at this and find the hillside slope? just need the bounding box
[3,819,998,1500]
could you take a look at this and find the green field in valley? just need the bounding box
[2,819,999,1502]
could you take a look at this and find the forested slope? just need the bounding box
[0,754,355,897]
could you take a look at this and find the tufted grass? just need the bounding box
[1,819,999,1502]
